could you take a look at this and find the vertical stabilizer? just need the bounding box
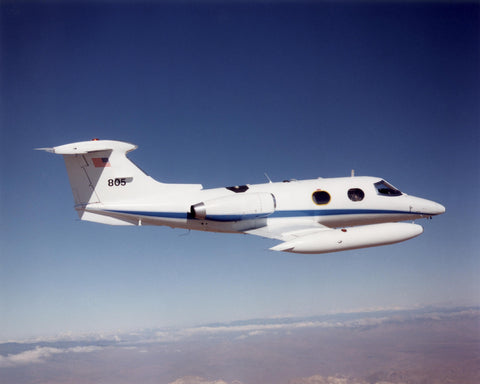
[43,140,165,208]
[39,139,203,225]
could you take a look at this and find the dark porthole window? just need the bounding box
[312,190,331,205]
[348,188,365,202]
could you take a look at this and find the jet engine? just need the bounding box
[270,222,423,254]
[190,192,276,221]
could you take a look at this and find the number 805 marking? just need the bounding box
[108,178,126,187]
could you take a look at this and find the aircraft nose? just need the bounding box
[431,201,446,215]
[410,197,446,216]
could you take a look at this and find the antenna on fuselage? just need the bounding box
[264,173,273,183]
[351,169,355,177]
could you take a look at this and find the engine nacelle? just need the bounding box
[270,222,423,254]
[190,192,276,221]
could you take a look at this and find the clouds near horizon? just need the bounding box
[1,306,478,384]
[0,345,102,368]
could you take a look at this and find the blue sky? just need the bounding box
[1,1,479,340]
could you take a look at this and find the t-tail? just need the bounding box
[37,139,195,225]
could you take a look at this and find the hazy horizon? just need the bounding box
[1,305,479,384]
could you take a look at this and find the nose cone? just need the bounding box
[410,196,446,216]
[429,201,446,215]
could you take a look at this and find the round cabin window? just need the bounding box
[348,188,365,202]
[312,190,331,205]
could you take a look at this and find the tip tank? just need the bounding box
[270,222,424,254]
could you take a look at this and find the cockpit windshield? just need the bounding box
[374,180,402,196]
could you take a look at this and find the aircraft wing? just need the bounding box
[245,220,331,242]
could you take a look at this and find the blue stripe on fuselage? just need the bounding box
[104,210,188,219]
[102,208,421,221]
[271,209,419,218]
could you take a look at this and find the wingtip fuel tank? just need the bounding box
[270,222,424,254]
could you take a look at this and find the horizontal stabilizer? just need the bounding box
[38,140,137,155]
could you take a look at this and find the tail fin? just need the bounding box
[39,140,173,224]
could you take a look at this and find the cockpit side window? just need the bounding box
[374,180,402,196]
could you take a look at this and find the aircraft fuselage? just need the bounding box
[85,176,444,233]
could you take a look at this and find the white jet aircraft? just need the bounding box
[39,139,445,254]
